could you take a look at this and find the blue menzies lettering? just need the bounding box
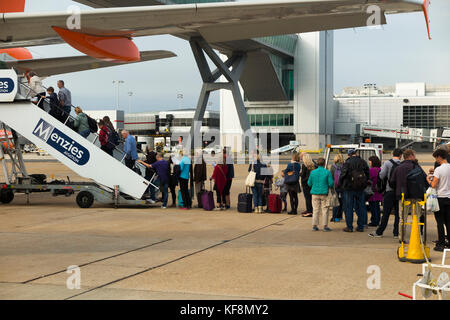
[0,78,15,94]
[32,119,90,165]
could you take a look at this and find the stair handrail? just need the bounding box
[17,81,146,172]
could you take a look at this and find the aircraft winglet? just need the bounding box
[422,0,431,40]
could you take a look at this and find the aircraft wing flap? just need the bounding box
[0,0,424,49]
[5,50,176,77]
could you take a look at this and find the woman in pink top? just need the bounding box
[368,156,383,227]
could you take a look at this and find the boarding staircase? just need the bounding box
[0,73,150,199]
[270,141,301,155]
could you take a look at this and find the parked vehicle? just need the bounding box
[324,144,383,169]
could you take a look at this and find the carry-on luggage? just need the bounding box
[201,181,215,211]
[178,189,184,208]
[268,194,282,213]
[197,182,205,208]
[238,187,253,213]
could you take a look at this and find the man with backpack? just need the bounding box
[389,149,427,201]
[369,148,402,238]
[338,149,370,232]
[389,149,428,241]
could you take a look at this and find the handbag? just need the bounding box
[245,164,256,187]
[326,188,339,208]
[426,187,440,212]
[284,163,299,185]
[364,181,374,200]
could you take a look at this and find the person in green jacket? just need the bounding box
[308,157,334,232]
[74,106,91,138]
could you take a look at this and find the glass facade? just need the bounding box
[249,114,294,127]
[160,117,219,128]
[403,105,450,129]
[268,54,295,101]
[255,35,298,57]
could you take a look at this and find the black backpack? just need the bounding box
[108,129,120,146]
[87,116,98,133]
[351,169,368,190]
[406,165,427,199]
[376,160,399,194]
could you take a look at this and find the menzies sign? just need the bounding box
[0,69,18,102]
[33,119,90,165]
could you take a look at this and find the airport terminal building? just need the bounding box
[220,30,334,152]
[333,82,450,147]
[335,83,450,130]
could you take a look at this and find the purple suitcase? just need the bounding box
[202,181,215,211]
[201,191,215,211]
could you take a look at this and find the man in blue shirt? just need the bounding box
[122,130,138,169]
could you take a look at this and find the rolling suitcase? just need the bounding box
[197,182,206,208]
[201,181,215,211]
[238,188,253,213]
[268,194,282,213]
[178,190,184,208]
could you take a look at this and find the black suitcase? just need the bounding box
[238,190,253,213]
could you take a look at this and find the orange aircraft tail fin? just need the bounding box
[0,0,25,13]
[422,0,431,40]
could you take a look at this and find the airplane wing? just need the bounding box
[4,50,176,77]
[0,0,425,50]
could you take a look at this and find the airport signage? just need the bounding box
[0,69,18,102]
[0,78,14,93]
[32,119,90,165]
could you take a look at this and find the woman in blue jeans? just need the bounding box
[248,151,267,213]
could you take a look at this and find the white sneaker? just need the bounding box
[368,232,382,238]
[147,199,156,204]
[161,206,167,209]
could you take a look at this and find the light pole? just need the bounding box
[177,93,183,109]
[127,91,133,114]
[363,83,377,126]
[112,80,124,110]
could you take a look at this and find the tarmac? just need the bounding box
[0,156,446,300]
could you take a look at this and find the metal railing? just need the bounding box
[17,80,146,173]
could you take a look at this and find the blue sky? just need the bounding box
[24,0,450,112]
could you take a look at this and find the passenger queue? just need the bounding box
[26,75,449,253]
